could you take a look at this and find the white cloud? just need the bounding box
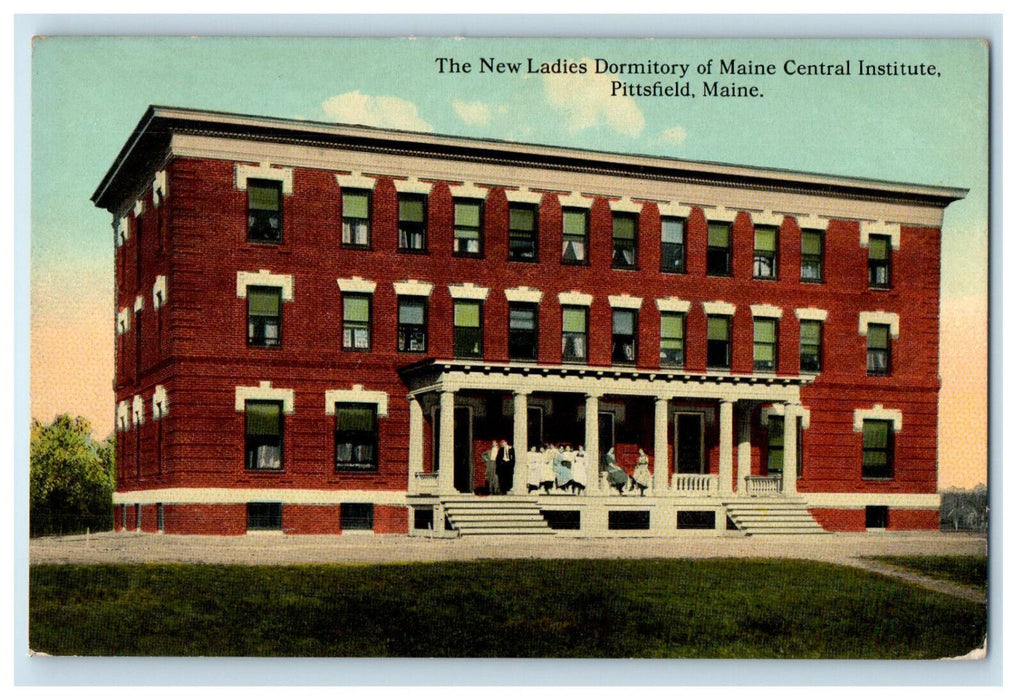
[658,126,687,145]
[452,99,507,127]
[322,91,433,132]
[542,60,644,137]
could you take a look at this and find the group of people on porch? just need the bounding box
[480,442,652,496]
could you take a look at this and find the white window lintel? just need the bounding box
[235,381,295,414]
[504,186,543,204]
[152,170,167,205]
[153,276,168,309]
[750,304,783,319]
[134,199,145,217]
[655,297,691,314]
[393,177,433,194]
[393,279,434,297]
[558,291,593,307]
[557,191,594,209]
[134,295,145,313]
[860,221,901,250]
[335,172,378,190]
[761,403,811,429]
[608,294,643,310]
[658,202,692,218]
[131,395,145,426]
[609,197,644,213]
[854,404,903,433]
[448,283,490,301]
[450,182,489,200]
[324,385,389,417]
[235,162,294,195]
[152,385,168,420]
[337,276,378,294]
[795,307,829,322]
[858,311,900,338]
[702,301,736,317]
[505,286,543,304]
[236,270,294,301]
[750,210,784,226]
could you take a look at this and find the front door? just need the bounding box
[453,407,473,493]
[675,413,705,474]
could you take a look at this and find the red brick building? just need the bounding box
[92,106,965,537]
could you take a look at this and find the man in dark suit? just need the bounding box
[496,439,516,495]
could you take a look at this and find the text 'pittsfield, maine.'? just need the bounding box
[434,56,944,99]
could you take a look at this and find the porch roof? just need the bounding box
[399,359,809,403]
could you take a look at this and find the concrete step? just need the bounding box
[440,496,555,536]
[724,499,827,536]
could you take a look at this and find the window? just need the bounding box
[136,504,142,530]
[453,199,483,256]
[801,229,824,282]
[247,502,283,531]
[766,416,803,478]
[862,419,894,479]
[608,510,650,530]
[612,213,638,269]
[247,286,282,347]
[342,294,372,351]
[453,300,483,358]
[866,323,890,375]
[398,194,427,251]
[611,309,637,365]
[156,503,164,531]
[753,225,778,279]
[707,221,732,276]
[508,204,537,261]
[541,510,581,530]
[660,312,686,367]
[868,234,891,288]
[341,503,374,531]
[397,297,428,352]
[753,318,777,372]
[661,217,686,273]
[342,189,371,247]
[866,505,889,529]
[561,208,588,264]
[245,400,283,471]
[800,320,823,373]
[707,315,731,369]
[677,511,716,529]
[561,306,588,363]
[509,303,538,361]
[247,179,283,243]
[335,403,377,472]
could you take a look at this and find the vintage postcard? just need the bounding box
[27,32,990,672]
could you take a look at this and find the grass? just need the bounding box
[870,555,988,591]
[30,559,986,658]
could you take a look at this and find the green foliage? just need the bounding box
[30,414,116,537]
[30,559,986,658]
[941,486,988,532]
[872,555,988,591]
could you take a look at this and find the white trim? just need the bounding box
[658,202,692,218]
[608,197,644,213]
[795,213,828,230]
[324,385,390,416]
[750,210,785,226]
[858,311,900,338]
[134,199,145,217]
[702,206,733,223]
[134,294,145,313]
[116,308,130,336]
[335,171,377,190]
[504,186,543,204]
[152,170,167,204]
[152,385,168,419]
[761,403,810,429]
[132,395,145,426]
[235,162,294,195]
[702,301,736,316]
[804,492,939,509]
[450,182,489,199]
[795,307,829,322]
[655,297,691,314]
[393,177,433,194]
[235,381,295,414]
[117,216,129,246]
[859,220,902,250]
[557,191,593,209]
[393,279,434,297]
[236,270,294,301]
[854,404,903,433]
[448,283,490,301]
[608,294,643,310]
[558,291,593,307]
[116,401,130,431]
[152,276,167,309]
[113,488,408,506]
[505,286,543,304]
[337,276,377,294]
[750,304,783,319]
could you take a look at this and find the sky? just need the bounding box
[29,35,989,488]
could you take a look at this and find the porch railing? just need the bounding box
[744,475,783,496]
[412,472,439,495]
[672,473,720,494]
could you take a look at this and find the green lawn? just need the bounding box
[870,555,988,591]
[30,559,986,658]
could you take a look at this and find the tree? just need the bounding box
[30,414,116,537]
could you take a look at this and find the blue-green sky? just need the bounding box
[31,36,989,486]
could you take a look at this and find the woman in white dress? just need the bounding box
[570,445,587,495]
[632,448,652,496]
[526,446,543,493]
[540,444,557,494]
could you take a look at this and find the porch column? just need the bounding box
[438,389,456,494]
[653,397,669,494]
[584,392,601,493]
[782,402,799,496]
[736,402,751,496]
[512,390,530,494]
[407,394,424,488]
[718,399,734,494]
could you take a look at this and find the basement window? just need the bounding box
[866,505,889,529]
[247,502,283,531]
[341,503,374,531]
[608,510,650,530]
[541,510,581,530]
[677,510,716,529]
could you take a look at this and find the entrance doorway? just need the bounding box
[674,413,705,474]
[433,406,475,493]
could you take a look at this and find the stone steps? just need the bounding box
[723,499,828,536]
[441,496,556,536]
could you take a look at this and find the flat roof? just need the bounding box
[92,105,969,212]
